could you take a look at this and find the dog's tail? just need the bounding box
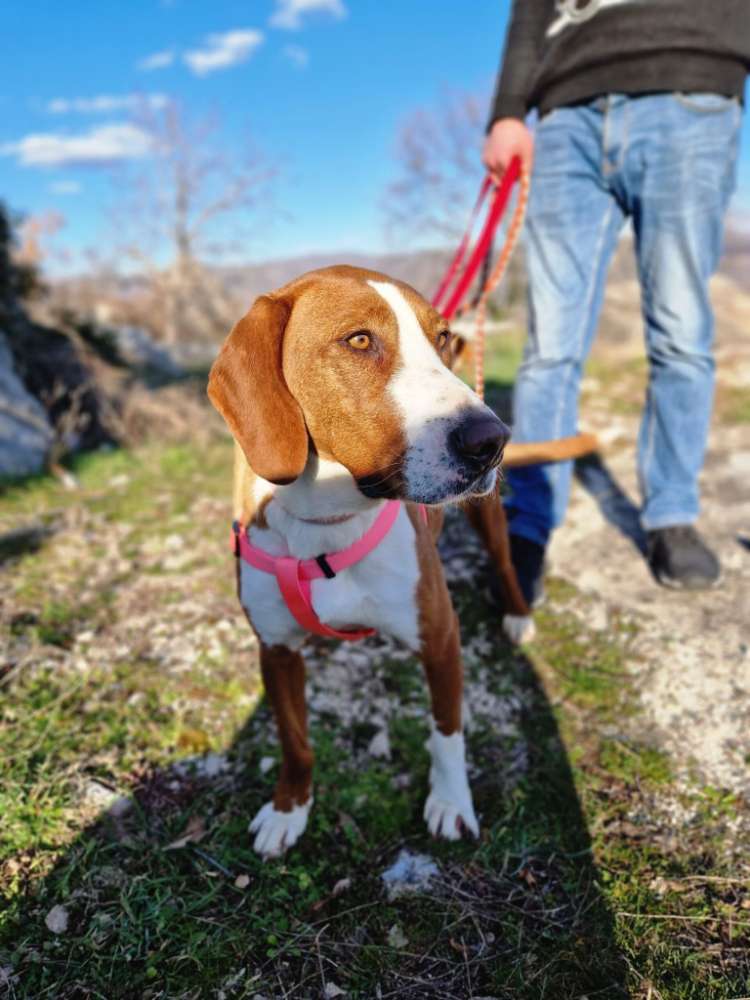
[504,433,598,467]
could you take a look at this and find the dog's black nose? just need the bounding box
[450,412,510,471]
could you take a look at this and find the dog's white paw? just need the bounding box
[424,728,479,841]
[502,613,536,645]
[249,798,312,858]
[424,790,479,840]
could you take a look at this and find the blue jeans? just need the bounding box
[507,92,741,547]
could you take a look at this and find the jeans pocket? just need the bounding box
[673,92,739,114]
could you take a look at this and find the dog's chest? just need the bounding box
[239,507,422,650]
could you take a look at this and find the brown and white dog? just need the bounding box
[208,265,519,858]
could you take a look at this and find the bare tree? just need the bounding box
[110,102,277,344]
[385,90,526,312]
[16,212,66,270]
[385,91,486,244]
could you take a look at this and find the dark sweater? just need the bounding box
[489,0,750,126]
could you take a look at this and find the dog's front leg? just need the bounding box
[463,491,536,644]
[418,565,479,841]
[250,643,313,858]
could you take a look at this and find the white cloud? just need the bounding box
[47,94,170,115]
[283,44,309,68]
[49,180,82,195]
[138,49,176,71]
[0,124,155,168]
[183,29,263,76]
[270,0,346,30]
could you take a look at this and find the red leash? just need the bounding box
[431,157,522,323]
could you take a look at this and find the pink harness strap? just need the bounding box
[234,501,428,641]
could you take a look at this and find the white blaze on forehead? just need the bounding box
[366,279,479,435]
[367,278,491,503]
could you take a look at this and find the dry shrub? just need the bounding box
[118,380,223,448]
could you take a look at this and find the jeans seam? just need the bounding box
[643,513,697,531]
[548,199,616,512]
[552,201,616,444]
[640,383,656,511]
[601,97,611,176]
[619,99,630,175]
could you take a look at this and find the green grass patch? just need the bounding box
[480,327,524,386]
[719,385,750,424]
[1,441,749,998]
[599,739,673,787]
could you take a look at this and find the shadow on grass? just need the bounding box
[482,377,514,428]
[574,454,648,557]
[0,523,629,1000]
[485,374,648,560]
[0,524,55,564]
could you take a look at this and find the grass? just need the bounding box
[719,385,750,425]
[480,332,749,428]
[1,440,749,998]
[457,326,523,422]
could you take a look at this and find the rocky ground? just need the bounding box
[560,309,750,799]
[554,420,750,800]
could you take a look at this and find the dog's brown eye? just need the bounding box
[437,330,452,351]
[346,331,372,351]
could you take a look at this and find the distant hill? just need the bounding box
[216,248,457,305]
[46,216,748,353]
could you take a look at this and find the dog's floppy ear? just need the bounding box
[208,294,308,485]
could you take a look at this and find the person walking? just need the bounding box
[483,0,749,602]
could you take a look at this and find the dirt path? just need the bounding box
[550,413,750,797]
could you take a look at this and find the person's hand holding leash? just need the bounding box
[482,118,534,185]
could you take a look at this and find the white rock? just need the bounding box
[0,332,53,477]
[367,729,391,759]
[381,849,439,900]
[82,780,119,810]
[387,924,408,949]
[45,905,69,934]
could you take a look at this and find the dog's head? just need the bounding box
[208,265,509,505]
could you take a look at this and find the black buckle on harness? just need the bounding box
[232,520,241,558]
[315,554,336,579]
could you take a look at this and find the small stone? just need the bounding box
[45,905,69,934]
[381,849,439,900]
[586,602,608,632]
[387,924,408,949]
[324,983,345,998]
[82,780,119,810]
[234,874,250,889]
[0,966,17,988]
[199,753,230,778]
[367,729,390,760]
[259,756,275,775]
[107,796,133,819]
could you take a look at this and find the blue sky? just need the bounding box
[1,0,748,272]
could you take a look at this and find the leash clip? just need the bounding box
[315,554,336,579]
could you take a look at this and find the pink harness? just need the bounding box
[233,501,427,641]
